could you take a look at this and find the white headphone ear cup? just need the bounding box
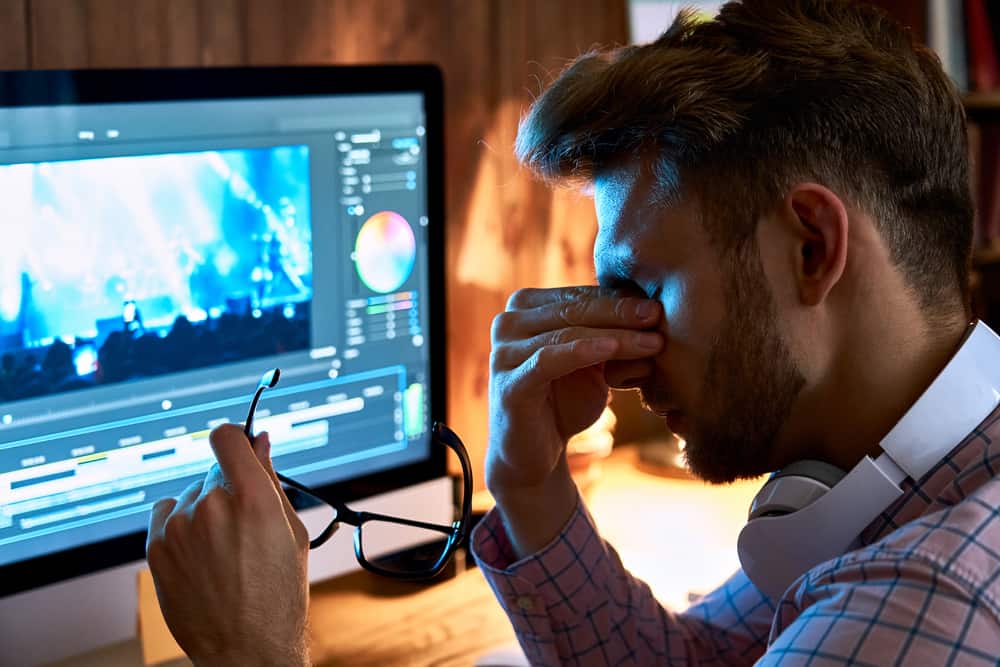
[748,460,847,520]
[739,455,905,600]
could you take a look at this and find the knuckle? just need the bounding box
[181,478,203,497]
[211,422,239,441]
[205,462,224,483]
[506,289,528,310]
[191,490,224,524]
[555,301,579,326]
[489,346,509,371]
[491,312,514,341]
[548,329,569,347]
[506,288,538,310]
[565,338,584,356]
[530,346,550,370]
[613,298,629,321]
[152,497,175,516]
[163,512,189,544]
[550,326,584,347]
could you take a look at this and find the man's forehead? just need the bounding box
[594,163,644,225]
[593,164,658,270]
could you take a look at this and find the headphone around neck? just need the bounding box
[737,321,1000,600]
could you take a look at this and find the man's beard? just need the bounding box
[652,247,806,484]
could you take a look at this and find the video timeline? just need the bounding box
[0,364,407,564]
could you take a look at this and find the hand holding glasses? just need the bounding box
[243,369,473,580]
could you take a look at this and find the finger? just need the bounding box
[172,478,204,515]
[208,423,272,494]
[252,432,286,493]
[506,285,640,311]
[147,497,177,548]
[511,337,625,389]
[252,432,310,545]
[604,358,656,389]
[252,432,290,495]
[251,430,276,476]
[201,462,231,497]
[493,297,661,340]
[496,327,664,370]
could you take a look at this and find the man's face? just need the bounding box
[594,164,805,483]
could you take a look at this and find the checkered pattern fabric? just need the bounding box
[473,407,1000,665]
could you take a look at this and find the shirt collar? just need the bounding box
[879,320,1000,481]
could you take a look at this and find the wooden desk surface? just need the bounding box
[49,445,761,667]
[308,562,515,667]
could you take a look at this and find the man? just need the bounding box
[147,0,1000,664]
[474,0,1000,664]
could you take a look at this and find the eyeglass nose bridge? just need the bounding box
[274,421,474,580]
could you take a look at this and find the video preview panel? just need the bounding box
[0,146,313,403]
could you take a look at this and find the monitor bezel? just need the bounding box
[0,65,447,597]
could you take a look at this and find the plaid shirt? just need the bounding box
[473,406,1000,666]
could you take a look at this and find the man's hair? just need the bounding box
[516,0,974,317]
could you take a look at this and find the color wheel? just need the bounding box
[354,210,417,293]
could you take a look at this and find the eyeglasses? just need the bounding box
[243,369,473,580]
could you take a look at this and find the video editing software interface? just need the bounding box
[0,91,434,567]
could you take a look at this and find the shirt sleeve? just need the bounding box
[760,550,1000,666]
[471,492,775,666]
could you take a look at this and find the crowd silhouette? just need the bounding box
[0,303,310,403]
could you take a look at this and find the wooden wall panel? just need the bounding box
[28,0,87,68]
[196,0,246,66]
[245,0,334,65]
[0,0,28,68]
[28,0,207,68]
[7,0,629,489]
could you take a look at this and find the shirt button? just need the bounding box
[516,596,534,611]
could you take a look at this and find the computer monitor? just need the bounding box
[0,65,447,666]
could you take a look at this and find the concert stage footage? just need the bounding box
[0,146,314,403]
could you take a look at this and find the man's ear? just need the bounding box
[784,183,849,307]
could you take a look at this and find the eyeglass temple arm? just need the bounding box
[274,471,362,525]
[355,510,457,536]
[244,387,265,437]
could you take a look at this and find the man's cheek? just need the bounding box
[658,276,685,323]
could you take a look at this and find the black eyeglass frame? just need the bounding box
[244,369,473,581]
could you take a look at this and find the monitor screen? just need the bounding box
[0,67,445,595]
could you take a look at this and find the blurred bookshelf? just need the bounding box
[963,92,1000,113]
[871,1,1000,326]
